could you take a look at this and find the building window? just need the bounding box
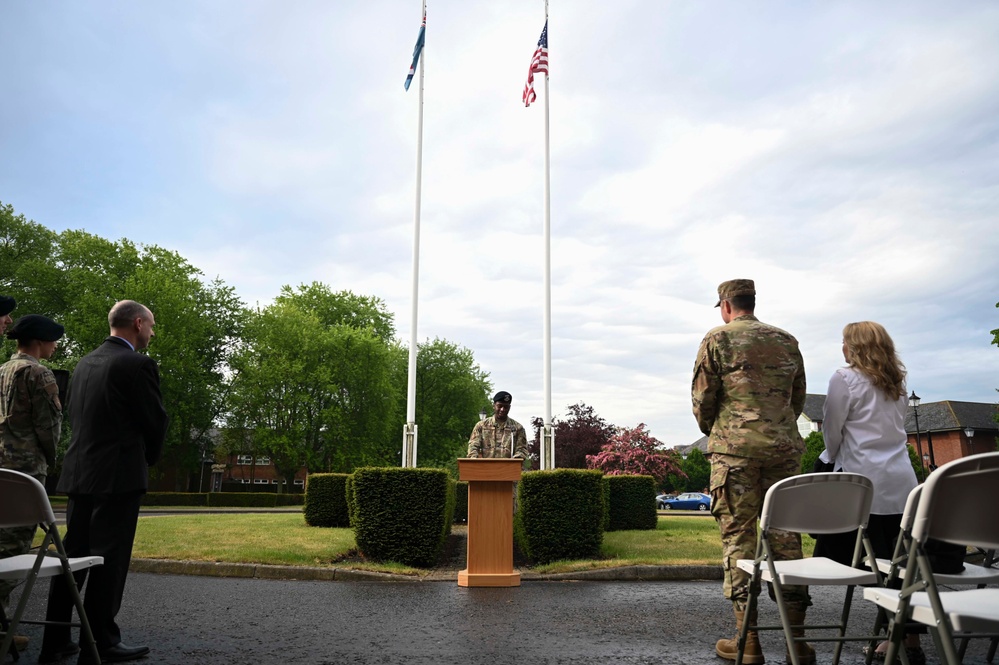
[253,479,269,485]
[294,479,305,486]
[236,454,253,465]
[256,456,271,466]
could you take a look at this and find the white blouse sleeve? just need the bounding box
[822,370,851,464]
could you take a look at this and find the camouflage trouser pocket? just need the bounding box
[709,462,729,520]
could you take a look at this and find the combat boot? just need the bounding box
[784,609,815,665]
[716,607,764,664]
[0,632,30,651]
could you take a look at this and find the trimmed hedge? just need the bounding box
[141,492,305,507]
[303,473,351,527]
[603,474,658,531]
[515,469,605,564]
[351,467,455,568]
[142,492,207,507]
[454,481,468,523]
[345,474,358,526]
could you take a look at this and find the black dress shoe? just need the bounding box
[38,642,80,663]
[78,642,150,664]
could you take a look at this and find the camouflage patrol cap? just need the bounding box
[6,314,65,342]
[0,296,15,316]
[714,279,756,307]
[493,391,512,404]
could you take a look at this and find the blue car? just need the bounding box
[658,492,711,511]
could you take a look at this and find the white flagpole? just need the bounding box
[403,0,427,468]
[541,1,554,470]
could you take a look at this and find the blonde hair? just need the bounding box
[842,321,906,400]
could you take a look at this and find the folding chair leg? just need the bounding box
[0,572,39,663]
[52,533,102,665]
[0,603,21,661]
[988,636,998,663]
[735,572,764,665]
[771,582,801,665]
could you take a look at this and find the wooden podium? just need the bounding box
[457,458,522,587]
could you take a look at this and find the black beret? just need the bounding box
[6,314,65,342]
[0,296,16,316]
[492,391,512,404]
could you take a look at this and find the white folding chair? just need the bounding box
[874,485,999,587]
[864,452,999,665]
[0,469,103,663]
[736,472,882,665]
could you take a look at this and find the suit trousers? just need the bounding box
[43,491,143,650]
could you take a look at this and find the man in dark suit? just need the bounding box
[40,300,168,664]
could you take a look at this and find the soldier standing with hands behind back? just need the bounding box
[691,279,813,665]
[0,313,65,653]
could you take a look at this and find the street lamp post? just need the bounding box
[964,426,975,455]
[910,390,925,478]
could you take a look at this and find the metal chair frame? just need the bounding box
[736,472,885,665]
[0,469,103,663]
[864,452,999,665]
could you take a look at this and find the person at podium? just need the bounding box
[467,391,529,461]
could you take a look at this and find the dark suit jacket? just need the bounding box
[57,336,169,495]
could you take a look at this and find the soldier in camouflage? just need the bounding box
[691,279,813,665]
[0,314,65,647]
[467,391,529,461]
[0,296,14,337]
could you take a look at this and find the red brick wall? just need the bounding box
[906,431,995,469]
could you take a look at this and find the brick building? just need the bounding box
[904,400,999,470]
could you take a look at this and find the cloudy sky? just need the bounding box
[2,1,997,447]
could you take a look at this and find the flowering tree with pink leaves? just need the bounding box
[585,423,685,486]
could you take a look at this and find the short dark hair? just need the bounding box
[728,294,756,312]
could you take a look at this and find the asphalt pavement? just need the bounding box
[8,574,998,665]
[10,509,993,664]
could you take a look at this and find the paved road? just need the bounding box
[8,574,996,664]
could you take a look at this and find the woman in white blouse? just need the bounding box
[816,321,920,662]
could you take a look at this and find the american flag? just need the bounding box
[404,15,426,91]
[523,21,548,107]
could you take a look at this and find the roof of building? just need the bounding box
[904,400,999,434]
[801,394,826,422]
[674,436,709,456]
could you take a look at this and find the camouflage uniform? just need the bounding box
[467,416,529,460]
[692,314,809,611]
[0,352,62,609]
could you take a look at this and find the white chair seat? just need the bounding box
[874,558,999,586]
[0,554,103,580]
[865,587,999,633]
[738,556,878,586]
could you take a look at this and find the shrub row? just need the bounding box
[350,467,454,568]
[454,481,468,523]
[141,492,304,507]
[515,469,605,565]
[303,473,351,527]
[604,474,658,531]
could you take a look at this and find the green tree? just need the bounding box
[275,282,395,343]
[227,289,402,482]
[1,204,244,487]
[800,431,826,474]
[681,447,710,492]
[411,337,491,470]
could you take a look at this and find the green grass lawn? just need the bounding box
[39,513,815,576]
